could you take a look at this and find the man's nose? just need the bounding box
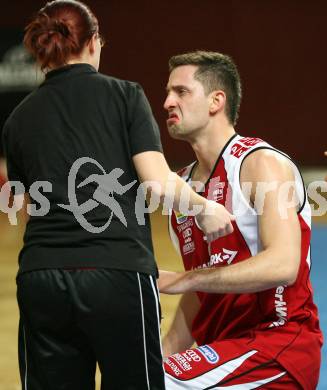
[163,94,176,111]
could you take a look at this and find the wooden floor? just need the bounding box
[0,211,182,389]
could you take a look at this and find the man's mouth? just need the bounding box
[167,112,179,125]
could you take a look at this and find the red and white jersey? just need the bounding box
[169,134,322,390]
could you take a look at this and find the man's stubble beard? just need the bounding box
[168,123,188,140]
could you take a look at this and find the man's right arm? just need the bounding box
[163,291,200,358]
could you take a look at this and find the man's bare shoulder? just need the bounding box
[241,149,294,183]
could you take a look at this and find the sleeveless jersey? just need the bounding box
[169,134,322,390]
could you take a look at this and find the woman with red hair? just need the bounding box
[2,1,234,389]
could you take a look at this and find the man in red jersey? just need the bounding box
[159,51,322,389]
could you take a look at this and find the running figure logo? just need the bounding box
[58,157,136,233]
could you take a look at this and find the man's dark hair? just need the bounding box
[169,51,242,125]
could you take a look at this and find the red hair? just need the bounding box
[24,0,99,71]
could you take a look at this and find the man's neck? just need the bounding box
[190,124,236,181]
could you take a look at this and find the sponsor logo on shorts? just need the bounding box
[197,345,219,364]
[185,349,201,362]
[168,350,202,374]
[171,353,192,372]
[165,358,183,376]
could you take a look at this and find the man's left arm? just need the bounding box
[158,150,301,294]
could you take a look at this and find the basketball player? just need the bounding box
[159,51,323,389]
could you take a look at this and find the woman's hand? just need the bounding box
[196,200,235,242]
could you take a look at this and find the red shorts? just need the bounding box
[164,339,302,389]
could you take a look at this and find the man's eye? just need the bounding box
[178,89,187,95]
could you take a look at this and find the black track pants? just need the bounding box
[17,268,165,390]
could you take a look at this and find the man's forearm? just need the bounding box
[163,327,194,358]
[159,246,300,295]
[162,292,198,358]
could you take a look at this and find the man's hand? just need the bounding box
[196,200,235,242]
[158,270,191,294]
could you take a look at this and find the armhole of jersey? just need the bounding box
[238,146,306,214]
[168,212,181,256]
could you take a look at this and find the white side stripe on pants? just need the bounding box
[149,275,166,386]
[23,326,28,390]
[149,275,164,358]
[137,273,150,390]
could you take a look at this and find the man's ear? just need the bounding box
[209,90,226,115]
